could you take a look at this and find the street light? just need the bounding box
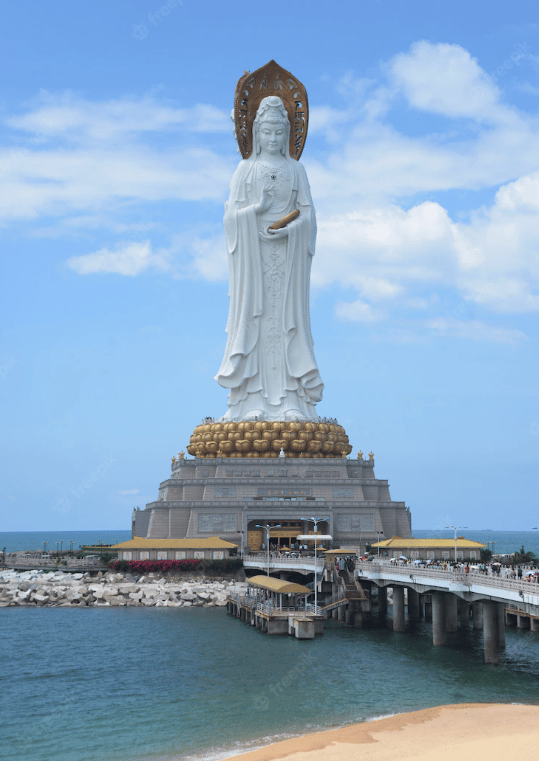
[376,531,384,558]
[255,524,281,576]
[69,540,74,556]
[59,541,63,554]
[299,517,329,612]
[42,541,48,554]
[445,525,467,563]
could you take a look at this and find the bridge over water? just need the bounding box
[355,560,539,663]
[243,553,539,663]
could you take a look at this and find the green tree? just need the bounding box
[513,546,538,564]
[480,549,492,562]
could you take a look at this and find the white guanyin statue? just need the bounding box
[216,65,324,422]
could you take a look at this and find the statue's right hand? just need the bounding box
[255,184,274,214]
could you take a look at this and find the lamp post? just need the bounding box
[301,517,328,612]
[42,541,48,555]
[69,540,74,556]
[445,525,467,563]
[256,524,281,576]
[376,531,384,558]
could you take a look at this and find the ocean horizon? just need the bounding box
[2,528,539,557]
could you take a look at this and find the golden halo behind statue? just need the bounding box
[234,60,309,161]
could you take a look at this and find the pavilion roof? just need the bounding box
[247,575,311,594]
[371,535,487,549]
[111,536,237,549]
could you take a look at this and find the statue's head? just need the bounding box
[253,96,290,157]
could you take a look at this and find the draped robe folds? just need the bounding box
[215,157,324,421]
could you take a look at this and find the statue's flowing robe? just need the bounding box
[216,157,324,421]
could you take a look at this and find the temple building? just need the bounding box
[132,449,411,553]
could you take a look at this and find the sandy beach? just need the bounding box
[223,703,539,761]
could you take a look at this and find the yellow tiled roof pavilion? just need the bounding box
[371,535,486,549]
[112,536,237,550]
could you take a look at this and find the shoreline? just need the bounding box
[219,703,539,761]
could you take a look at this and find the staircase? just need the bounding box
[338,568,368,601]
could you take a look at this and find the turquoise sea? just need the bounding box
[2,529,539,761]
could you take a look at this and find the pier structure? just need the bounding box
[226,575,323,638]
[355,560,539,664]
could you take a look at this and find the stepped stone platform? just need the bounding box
[133,447,411,551]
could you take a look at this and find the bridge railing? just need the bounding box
[355,561,539,597]
[244,554,325,569]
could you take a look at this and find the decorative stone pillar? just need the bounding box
[392,586,406,632]
[482,600,500,664]
[445,594,458,633]
[432,593,446,646]
[472,600,483,630]
[407,589,421,621]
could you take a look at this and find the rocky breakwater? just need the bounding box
[0,569,248,608]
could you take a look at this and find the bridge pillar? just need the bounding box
[432,593,447,646]
[377,586,388,615]
[445,594,458,633]
[346,602,363,627]
[331,607,338,620]
[407,589,421,621]
[497,603,506,648]
[482,600,500,664]
[472,601,483,630]
[517,613,530,629]
[392,586,406,632]
[338,604,346,622]
[458,600,470,628]
[423,597,432,622]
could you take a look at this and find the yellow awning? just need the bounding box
[247,575,311,594]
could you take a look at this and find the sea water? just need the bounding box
[2,529,539,761]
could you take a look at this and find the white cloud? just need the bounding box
[0,145,232,223]
[388,41,505,122]
[335,299,384,323]
[6,91,230,142]
[189,234,228,281]
[66,241,169,276]
[426,318,527,345]
[118,489,140,495]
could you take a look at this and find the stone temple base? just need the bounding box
[133,451,412,549]
[186,420,353,459]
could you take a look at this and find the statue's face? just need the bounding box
[257,120,286,155]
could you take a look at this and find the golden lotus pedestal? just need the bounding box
[186,420,353,459]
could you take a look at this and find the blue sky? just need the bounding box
[1,0,538,532]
